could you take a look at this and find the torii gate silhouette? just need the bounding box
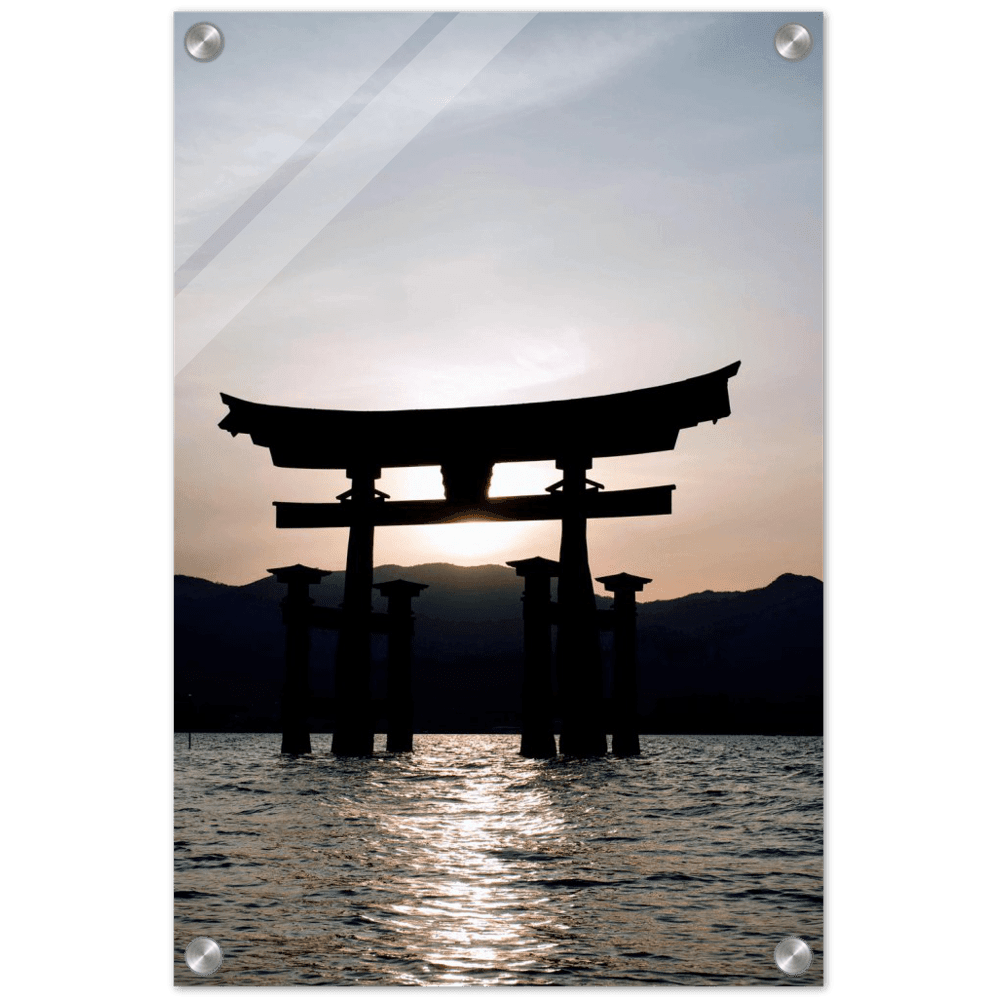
[220,360,740,756]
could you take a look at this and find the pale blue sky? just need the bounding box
[175,11,823,598]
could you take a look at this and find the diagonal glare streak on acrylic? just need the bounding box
[173,12,457,296]
[174,12,538,377]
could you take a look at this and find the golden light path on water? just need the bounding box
[174,734,824,985]
[380,770,566,984]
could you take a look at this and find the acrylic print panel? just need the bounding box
[174,11,823,985]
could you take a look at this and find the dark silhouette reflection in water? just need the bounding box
[174,734,822,985]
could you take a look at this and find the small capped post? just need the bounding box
[596,572,652,757]
[507,557,561,758]
[374,579,428,753]
[268,563,333,755]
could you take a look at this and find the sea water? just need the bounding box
[174,733,822,985]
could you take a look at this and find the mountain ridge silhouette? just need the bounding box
[175,563,822,735]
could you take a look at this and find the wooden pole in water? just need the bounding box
[333,466,382,756]
[597,572,652,756]
[269,563,333,755]
[375,579,428,753]
[507,557,560,758]
[553,457,607,756]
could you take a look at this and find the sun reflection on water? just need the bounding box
[175,735,824,985]
[377,768,567,984]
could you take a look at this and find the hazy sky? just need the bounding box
[174,11,823,600]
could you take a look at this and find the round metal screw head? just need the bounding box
[774,936,813,976]
[774,23,813,62]
[185,936,223,976]
[185,22,224,62]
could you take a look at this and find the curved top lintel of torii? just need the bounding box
[219,361,741,474]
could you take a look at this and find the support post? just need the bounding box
[268,563,332,755]
[507,557,560,758]
[597,572,652,756]
[332,466,382,755]
[552,457,607,756]
[375,579,427,753]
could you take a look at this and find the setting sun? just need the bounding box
[417,520,532,563]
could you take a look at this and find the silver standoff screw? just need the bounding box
[774,936,813,976]
[185,936,224,976]
[774,23,813,62]
[185,22,225,62]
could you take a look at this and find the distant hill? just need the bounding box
[175,565,822,735]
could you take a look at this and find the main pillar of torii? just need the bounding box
[331,464,383,755]
[550,458,608,755]
[218,361,740,756]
